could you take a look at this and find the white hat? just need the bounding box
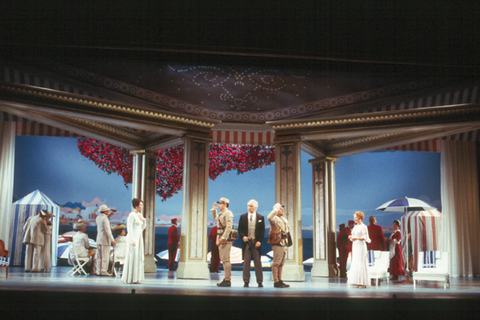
[98,204,110,213]
[73,219,89,230]
[217,197,230,204]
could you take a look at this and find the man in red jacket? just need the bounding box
[209,226,220,273]
[367,216,386,251]
[337,223,351,278]
[167,218,179,271]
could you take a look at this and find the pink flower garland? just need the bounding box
[77,138,275,201]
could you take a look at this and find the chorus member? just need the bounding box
[337,223,350,278]
[167,218,179,271]
[267,203,291,288]
[209,226,220,273]
[388,220,406,280]
[238,199,265,287]
[23,209,49,272]
[40,212,55,272]
[367,216,386,251]
[122,198,147,284]
[95,205,116,276]
[72,219,94,274]
[347,211,371,288]
[112,224,127,270]
[211,197,234,287]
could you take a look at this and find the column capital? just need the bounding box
[274,134,302,144]
[182,131,212,143]
[129,149,159,158]
[309,156,338,164]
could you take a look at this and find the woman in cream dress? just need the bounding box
[347,211,371,288]
[121,198,147,284]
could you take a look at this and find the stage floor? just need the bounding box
[1,266,479,319]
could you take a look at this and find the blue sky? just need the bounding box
[14,136,441,227]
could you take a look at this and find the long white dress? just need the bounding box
[347,223,371,287]
[121,212,147,284]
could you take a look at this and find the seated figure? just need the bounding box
[72,219,94,274]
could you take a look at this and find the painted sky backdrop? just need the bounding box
[13,136,441,228]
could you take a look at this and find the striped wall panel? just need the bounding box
[367,85,479,113]
[2,66,100,98]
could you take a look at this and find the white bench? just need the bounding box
[413,251,450,289]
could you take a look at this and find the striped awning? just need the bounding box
[210,129,275,146]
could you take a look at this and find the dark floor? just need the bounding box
[1,266,479,320]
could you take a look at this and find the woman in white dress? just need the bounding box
[121,198,147,284]
[347,211,371,288]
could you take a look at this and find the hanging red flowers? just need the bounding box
[77,138,275,201]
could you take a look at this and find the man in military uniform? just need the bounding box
[267,203,291,288]
[211,197,234,287]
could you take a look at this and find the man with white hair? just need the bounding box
[211,197,234,287]
[95,204,116,276]
[238,199,265,287]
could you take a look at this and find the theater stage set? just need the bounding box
[1,266,479,319]
[1,2,480,319]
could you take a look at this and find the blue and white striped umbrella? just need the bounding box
[376,197,436,212]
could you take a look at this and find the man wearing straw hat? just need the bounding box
[95,204,116,276]
[72,219,94,274]
[23,209,49,272]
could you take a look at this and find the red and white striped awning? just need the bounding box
[210,129,275,146]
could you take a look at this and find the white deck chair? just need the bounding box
[413,251,449,289]
[66,242,90,276]
[367,250,390,286]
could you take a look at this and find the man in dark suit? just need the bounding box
[167,218,179,271]
[367,216,386,251]
[238,199,265,287]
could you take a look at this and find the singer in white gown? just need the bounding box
[122,198,147,284]
[347,211,371,288]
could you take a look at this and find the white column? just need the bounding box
[310,156,338,277]
[130,149,158,273]
[177,135,210,279]
[274,140,305,281]
[0,122,15,249]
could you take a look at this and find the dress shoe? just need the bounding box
[274,281,284,288]
[217,279,231,287]
[279,281,290,288]
[244,282,249,287]
[100,271,112,276]
[258,283,263,288]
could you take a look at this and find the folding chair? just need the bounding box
[0,239,10,279]
[67,242,90,276]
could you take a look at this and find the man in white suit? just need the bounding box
[23,209,49,272]
[95,205,116,276]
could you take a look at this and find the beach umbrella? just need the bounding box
[156,249,180,262]
[376,197,437,282]
[376,197,436,212]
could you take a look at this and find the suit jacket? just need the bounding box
[96,214,115,245]
[168,225,179,246]
[238,212,265,255]
[23,214,48,245]
[367,223,387,251]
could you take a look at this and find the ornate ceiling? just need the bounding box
[1,1,479,157]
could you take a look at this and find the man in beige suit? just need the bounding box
[267,203,291,288]
[23,209,49,272]
[211,197,234,287]
[95,204,116,276]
